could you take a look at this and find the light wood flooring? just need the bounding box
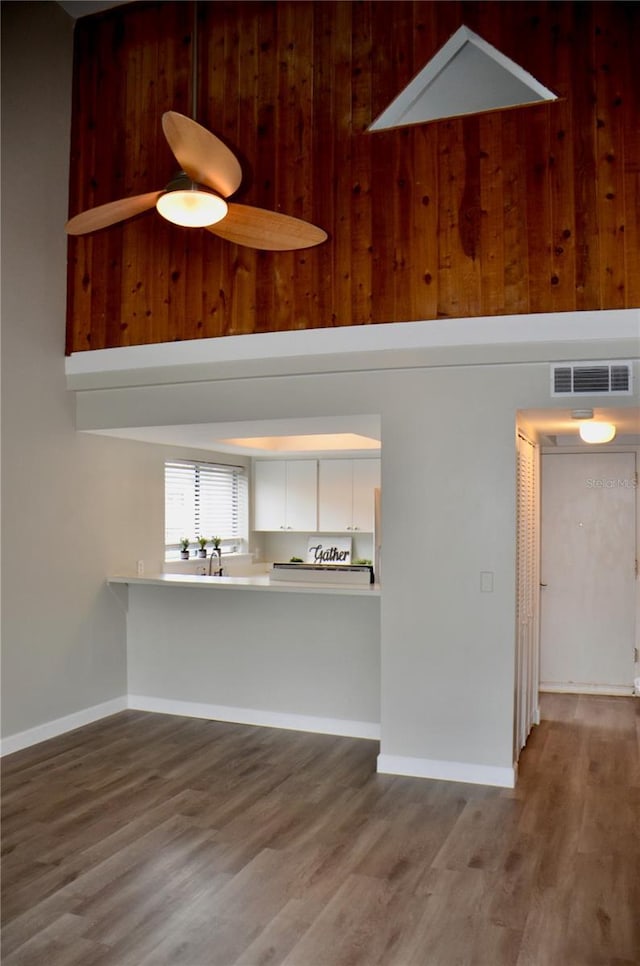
[2,693,639,966]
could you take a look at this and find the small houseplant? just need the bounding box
[197,536,208,558]
[208,536,223,576]
[180,537,190,560]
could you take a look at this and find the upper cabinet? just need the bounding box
[318,460,381,533]
[253,460,318,532]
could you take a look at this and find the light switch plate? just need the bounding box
[480,571,494,593]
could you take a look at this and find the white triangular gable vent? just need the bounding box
[368,26,557,131]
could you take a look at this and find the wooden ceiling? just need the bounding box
[66,1,640,354]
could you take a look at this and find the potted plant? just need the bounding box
[208,536,223,576]
[197,536,208,558]
[180,537,190,560]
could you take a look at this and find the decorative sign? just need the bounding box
[306,536,352,565]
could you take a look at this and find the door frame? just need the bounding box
[514,429,541,762]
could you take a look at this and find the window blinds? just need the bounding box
[165,460,248,547]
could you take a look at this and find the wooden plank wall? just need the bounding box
[66,0,640,353]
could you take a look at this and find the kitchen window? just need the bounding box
[164,460,248,559]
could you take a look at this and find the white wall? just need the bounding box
[68,364,525,774]
[126,585,380,734]
[0,1,127,740]
[70,355,637,780]
[0,3,232,745]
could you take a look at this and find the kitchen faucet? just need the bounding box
[208,548,223,577]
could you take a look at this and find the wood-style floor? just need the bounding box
[1,693,639,966]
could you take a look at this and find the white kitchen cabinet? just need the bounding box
[352,459,381,531]
[318,459,380,532]
[253,460,318,531]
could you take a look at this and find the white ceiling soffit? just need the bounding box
[369,25,557,131]
[84,416,382,457]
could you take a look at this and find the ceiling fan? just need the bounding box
[65,111,327,251]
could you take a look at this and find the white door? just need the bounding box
[540,452,636,692]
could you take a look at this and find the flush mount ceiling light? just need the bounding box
[571,408,616,443]
[155,173,228,228]
[578,422,616,444]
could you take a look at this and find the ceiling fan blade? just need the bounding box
[205,204,328,251]
[162,111,242,199]
[65,191,162,235]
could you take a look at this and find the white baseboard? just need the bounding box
[377,753,515,788]
[0,696,128,757]
[128,694,381,741]
[540,683,634,697]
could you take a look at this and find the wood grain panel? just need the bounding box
[524,105,553,315]
[501,110,530,315]
[66,1,640,353]
[457,115,483,315]
[350,0,373,325]
[478,112,504,316]
[228,2,259,338]
[388,1,415,324]
[330,0,355,327]
[571,2,600,312]
[436,118,465,319]
[410,3,439,321]
[547,1,577,312]
[620,2,640,307]
[594,0,628,308]
[253,1,283,335]
[274,1,315,333]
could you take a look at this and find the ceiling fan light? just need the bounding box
[578,421,616,444]
[156,187,228,228]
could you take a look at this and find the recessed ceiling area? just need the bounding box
[219,433,380,453]
[369,25,557,131]
[519,406,640,447]
[84,407,639,454]
[83,415,382,457]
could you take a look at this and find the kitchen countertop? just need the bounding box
[108,573,381,597]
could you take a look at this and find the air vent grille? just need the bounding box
[611,365,631,392]
[551,361,633,396]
